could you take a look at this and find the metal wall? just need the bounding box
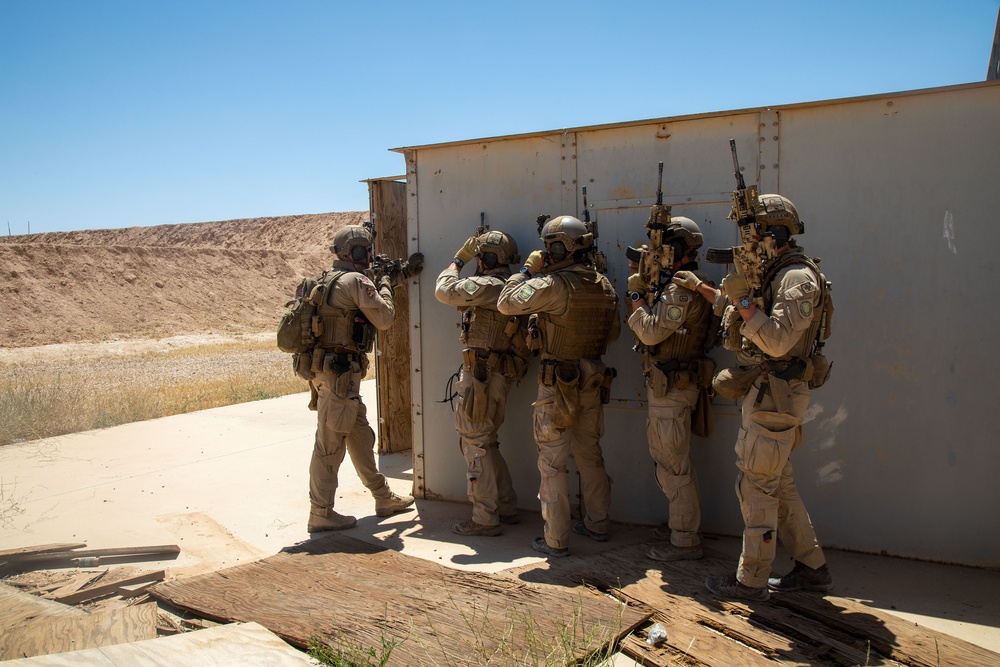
[396,82,1000,567]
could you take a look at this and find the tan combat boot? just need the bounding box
[308,509,357,533]
[374,491,415,517]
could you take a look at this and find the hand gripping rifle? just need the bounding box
[582,186,608,274]
[625,162,675,300]
[476,211,488,237]
[364,214,424,284]
[705,139,765,306]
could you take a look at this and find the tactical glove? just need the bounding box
[627,273,647,295]
[455,236,479,264]
[523,250,545,276]
[403,252,424,277]
[671,270,702,292]
[721,271,749,302]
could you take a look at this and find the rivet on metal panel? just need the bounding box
[760,123,765,127]
[773,164,779,169]
[571,155,576,159]
[761,165,767,170]
[572,179,576,184]
[561,180,566,185]
[589,178,595,183]
[773,136,779,141]
[561,156,566,160]
[759,136,765,141]
[773,121,779,126]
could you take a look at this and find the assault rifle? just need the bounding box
[364,214,424,284]
[582,186,608,273]
[476,211,488,237]
[705,139,764,307]
[625,162,675,299]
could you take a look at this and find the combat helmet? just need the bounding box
[539,215,593,262]
[477,230,521,269]
[664,216,704,257]
[331,225,374,264]
[755,195,803,245]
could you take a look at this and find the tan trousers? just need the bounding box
[735,375,825,588]
[309,369,388,513]
[533,361,611,549]
[647,382,702,547]
[454,367,518,527]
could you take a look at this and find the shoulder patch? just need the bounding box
[666,305,683,321]
[462,279,480,295]
[799,301,813,317]
[515,284,536,302]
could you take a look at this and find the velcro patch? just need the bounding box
[799,301,813,317]
[515,284,536,302]
[666,305,683,321]
[462,280,480,295]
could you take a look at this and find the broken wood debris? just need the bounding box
[0,542,180,573]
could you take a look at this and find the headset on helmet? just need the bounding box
[663,216,704,258]
[756,195,803,246]
[539,215,593,262]
[477,230,520,269]
[331,225,374,264]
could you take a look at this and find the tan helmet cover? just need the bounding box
[665,216,704,253]
[477,230,521,265]
[755,195,803,236]
[539,215,593,254]
[330,225,374,261]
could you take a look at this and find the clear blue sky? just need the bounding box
[2,1,997,234]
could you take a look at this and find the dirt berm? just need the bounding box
[0,212,368,348]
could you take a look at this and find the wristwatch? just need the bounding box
[453,257,464,269]
[736,296,752,309]
[629,291,643,303]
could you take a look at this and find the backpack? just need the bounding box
[276,277,320,354]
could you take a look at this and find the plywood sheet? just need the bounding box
[503,543,1000,667]
[150,533,648,666]
[0,602,157,661]
[1,622,317,666]
[0,582,84,634]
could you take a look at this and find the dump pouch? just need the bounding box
[551,363,580,429]
[691,386,714,438]
[712,365,764,400]
[809,352,833,389]
[462,364,490,423]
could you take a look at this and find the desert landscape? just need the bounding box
[0,211,368,348]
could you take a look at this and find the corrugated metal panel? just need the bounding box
[402,81,1000,566]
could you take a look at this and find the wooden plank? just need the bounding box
[0,543,88,560]
[42,571,107,600]
[0,582,84,634]
[149,532,648,667]
[0,622,319,666]
[54,570,165,605]
[0,602,157,660]
[502,542,999,667]
[369,178,413,454]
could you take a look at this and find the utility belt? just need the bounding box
[462,348,528,382]
[538,358,616,405]
[712,356,812,413]
[647,357,716,398]
[308,349,365,399]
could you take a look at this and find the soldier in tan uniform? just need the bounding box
[675,195,833,601]
[497,215,620,558]
[304,225,416,532]
[435,230,530,536]
[626,218,714,562]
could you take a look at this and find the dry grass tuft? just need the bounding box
[0,336,320,445]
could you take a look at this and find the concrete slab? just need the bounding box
[1,381,998,655]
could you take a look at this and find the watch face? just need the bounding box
[630,291,642,302]
[738,297,751,308]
